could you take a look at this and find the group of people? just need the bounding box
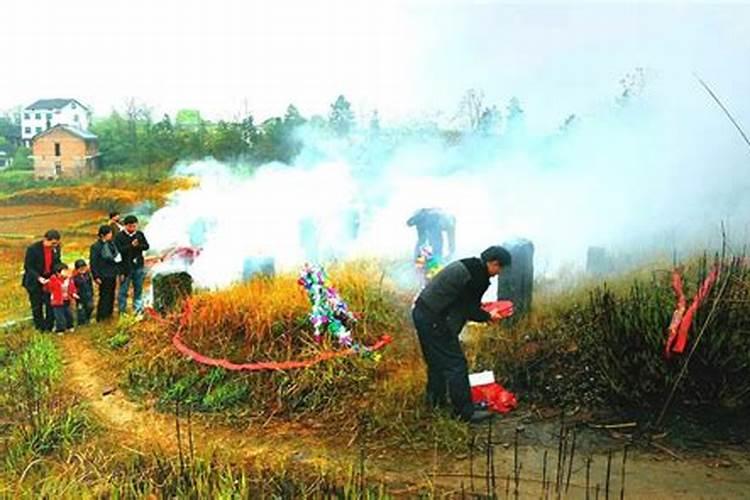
[21,212,151,334]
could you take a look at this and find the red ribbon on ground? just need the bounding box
[146,299,393,372]
[665,267,719,358]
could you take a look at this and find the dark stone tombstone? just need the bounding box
[153,272,193,315]
[242,256,276,281]
[497,239,534,323]
[586,246,611,276]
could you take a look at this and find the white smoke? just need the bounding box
[144,71,750,288]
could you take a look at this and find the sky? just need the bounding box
[2,0,750,129]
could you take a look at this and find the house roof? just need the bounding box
[26,98,88,111]
[32,124,97,142]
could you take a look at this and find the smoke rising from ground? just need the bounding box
[145,71,750,288]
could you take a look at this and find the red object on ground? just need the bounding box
[665,266,719,358]
[145,299,393,372]
[481,300,514,318]
[471,382,518,414]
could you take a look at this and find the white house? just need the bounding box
[21,98,92,146]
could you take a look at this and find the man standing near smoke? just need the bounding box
[115,215,150,314]
[407,208,456,261]
[412,246,512,423]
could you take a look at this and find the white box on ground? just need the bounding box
[469,370,495,387]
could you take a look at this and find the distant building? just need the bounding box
[21,98,92,146]
[31,125,99,179]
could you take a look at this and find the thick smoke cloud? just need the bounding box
[145,71,750,288]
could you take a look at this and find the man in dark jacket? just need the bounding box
[115,215,150,314]
[22,229,62,331]
[90,225,121,321]
[412,246,512,423]
[407,208,456,261]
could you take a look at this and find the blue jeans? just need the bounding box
[118,267,146,314]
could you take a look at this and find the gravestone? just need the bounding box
[497,239,534,323]
[586,246,611,276]
[242,256,276,281]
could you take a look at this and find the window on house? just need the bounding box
[74,114,79,122]
[54,143,61,156]
[34,113,41,120]
[54,109,61,114]
[46,113,52,120]
[24,113,30,120]
[24,127,31,134]
[35,127,42,133]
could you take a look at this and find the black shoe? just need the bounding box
[468,410,494,424]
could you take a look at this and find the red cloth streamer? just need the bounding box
[471,383,518,414]
[146,300,393,372]
[665,267,719,358]
[481,300,514,319]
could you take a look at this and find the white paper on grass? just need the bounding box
[469,370,495,387]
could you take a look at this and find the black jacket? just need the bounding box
[89,240,121,280]
[416,257,492,335]
[22,240,62,290]
[73,272,94,303]
[115,230,150,275]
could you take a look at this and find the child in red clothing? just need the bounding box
[45,263,79,334]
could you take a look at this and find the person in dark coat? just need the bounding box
[115,215,150,314]
[21,229,62,331]
[72,259,95,326]
[90,225,121,321]
[407,208,456,261]
[412,246,512,423]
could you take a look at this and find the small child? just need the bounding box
[73,259,95,326]
[45,263,79,334]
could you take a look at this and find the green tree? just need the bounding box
[208,121,248,160]
[329,95,355,137]
[91,111,131,168]
[12,147,32,170]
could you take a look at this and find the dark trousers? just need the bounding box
[53,302,74,332]
[96,276,117,321]
[27,286,53,332]
[412,304,473,420]
[77,300,94,326]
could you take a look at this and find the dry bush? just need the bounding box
[121,262,406,421]
[475,255,750,417]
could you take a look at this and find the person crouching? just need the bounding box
[46,263,79,335]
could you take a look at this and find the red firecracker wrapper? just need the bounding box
[469,371,518,414]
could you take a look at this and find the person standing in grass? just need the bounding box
[90,225,121,321]
[73,259,95,326]
[412,246,512,424]
[45,263,78,335]
[115,215,150,314]
[21,229,62,332]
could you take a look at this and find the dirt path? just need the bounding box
[60,333,351,469]
[60,332,750,498]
